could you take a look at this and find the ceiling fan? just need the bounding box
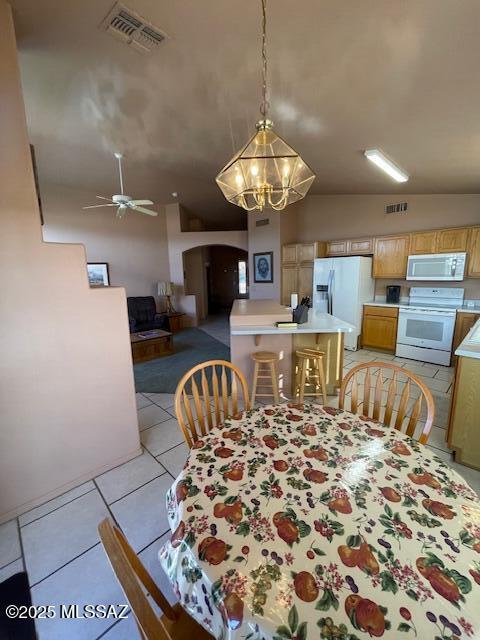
[82,153,157,218]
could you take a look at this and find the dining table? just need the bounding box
[159,402,480,640]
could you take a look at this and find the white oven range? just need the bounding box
[396,287,464,366]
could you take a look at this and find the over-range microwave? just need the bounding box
[406,252,466,281]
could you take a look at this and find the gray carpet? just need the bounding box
[134,327,230,393]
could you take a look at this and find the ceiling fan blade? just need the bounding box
[131,205,158,217]
[96,195,115,202]
[82,203,116,209]
[129,199,154,206]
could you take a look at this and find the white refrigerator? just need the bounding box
[313,256,375,351]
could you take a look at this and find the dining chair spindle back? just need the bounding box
[174,360,251,448]
[339,361,435,444]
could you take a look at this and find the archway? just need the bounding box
[182,244,249,324]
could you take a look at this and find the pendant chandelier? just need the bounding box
[216,0,315,212]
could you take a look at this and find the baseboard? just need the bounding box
[0,447,142,525]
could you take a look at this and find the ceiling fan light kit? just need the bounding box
[82,153,158,218]
[216,0,315,212]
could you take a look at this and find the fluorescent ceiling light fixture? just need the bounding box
[364,149,409,183]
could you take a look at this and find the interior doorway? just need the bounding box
[183,245,248,323]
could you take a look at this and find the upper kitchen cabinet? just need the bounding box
[326,238,373,256]
[409,231,438,255]
[282,244,298,264]
[373,234,410,278]
[436,227,469,253]
[298,242,322,263]
[467,227,480,277]
[281,242,327,305]
[348,238,374,255]
[326,240,348,256]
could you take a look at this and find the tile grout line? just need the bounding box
[15,517,27,576]
[107,471,168,507]
[0,555,23,573]
[141,443,176,481]
[30,542,101,589]
[20,488,97,529]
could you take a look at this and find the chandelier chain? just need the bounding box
[260,0,269,118]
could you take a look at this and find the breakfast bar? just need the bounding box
[230,299,354,396]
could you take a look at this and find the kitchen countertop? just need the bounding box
[455,318,480,359]
[364,301,480,313]
[230,299,354,335]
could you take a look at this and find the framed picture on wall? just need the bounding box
[253,251,273,283]
[87,263,110,287]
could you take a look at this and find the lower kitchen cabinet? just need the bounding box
[453,312,480,354]
[448,355,480,470]
[361,305,399,352]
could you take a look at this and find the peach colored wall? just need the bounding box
[42,184,170,303]
[290,194,480,241]
[289,194,480,301]
[166,204,248,325]
[0,1,140,523]
[248,212,282,301]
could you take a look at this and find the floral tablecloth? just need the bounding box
[159,403,480,640]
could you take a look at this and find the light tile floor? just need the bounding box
[1,348,479,639]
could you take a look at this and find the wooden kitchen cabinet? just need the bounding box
[467,227,480,277]
[326,238,373,256]
[281,265,299,306]
[436,227,469,253]
[298,243,318,263]
[298,264,314,300]
[282,244,298,264]
[348,238,374,254]
[326,240,348,256]
[281,242,326,305]
[373,235,410,278]
[452,312,480,353]
[409,231,438,255]
[362,305,399,352]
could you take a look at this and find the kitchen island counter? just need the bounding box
[230,299,352,397]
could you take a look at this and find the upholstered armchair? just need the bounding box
[127,297,169,333]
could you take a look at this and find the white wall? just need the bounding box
[42,184,170,303]
[0,2,140,523]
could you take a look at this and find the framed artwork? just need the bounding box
[253,251,273,283]
[87,263,110,287]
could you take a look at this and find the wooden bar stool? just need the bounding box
[294,348,327,405]
[251,351,280,405]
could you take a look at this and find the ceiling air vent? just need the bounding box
[385,202,408,214]
[256,218,270,227]
[100,2,166,54]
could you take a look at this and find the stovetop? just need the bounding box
[403,286,464,312]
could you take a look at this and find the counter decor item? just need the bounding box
[160,402,479,639]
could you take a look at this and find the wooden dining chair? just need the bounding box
[339,362,435,444]
[174,360,251,448]
[98,518,212,640]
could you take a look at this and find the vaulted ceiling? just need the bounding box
[10,0,480,229]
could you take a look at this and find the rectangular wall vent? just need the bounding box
[100,2,166,54]
[256,218,270,227]
[385,202,408,214]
